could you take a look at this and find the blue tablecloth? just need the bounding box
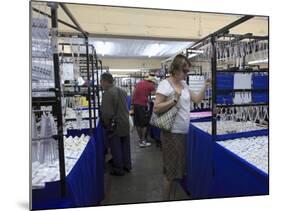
[127,96,131,109]
[182,124,214,198]
[182,122,268,199]
[209,141,269,198]
[32,123,105,210]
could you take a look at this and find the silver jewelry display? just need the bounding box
[192,121,264,135]
[217,136,268,174]
[32,3,54,97]
[32,135,90,189]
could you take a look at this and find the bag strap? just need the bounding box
[166,78,181,108]
[166,78,178,93]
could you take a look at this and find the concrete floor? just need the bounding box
[101,128,191,206]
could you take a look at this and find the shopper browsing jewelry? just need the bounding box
[100,72,132,176]
[153,54,210,200]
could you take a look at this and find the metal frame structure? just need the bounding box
[59,42,102,128]
[185,15,269,138]
[31,1,102,198]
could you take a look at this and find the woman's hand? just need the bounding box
[205,78,211,87]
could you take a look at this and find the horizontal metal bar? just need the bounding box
[65,117,99,122]
[32,109,52,113]
[32,135,59,141]
[32,97,57,105]
[216,70,268,73]
[189,15,254,50]
[59,53,91,57]
[63,92,89,97]
[220,33,268,41]
[216,89,268,93]
[32,88,58,92]
[216,103,268,108]
[58,31,199,42]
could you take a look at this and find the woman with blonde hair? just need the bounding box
[153,54,210,200]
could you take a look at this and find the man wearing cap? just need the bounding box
[131,76,157,147]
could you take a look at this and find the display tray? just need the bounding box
[32,123,105,210]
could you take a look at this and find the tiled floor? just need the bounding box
[101,128,191,206]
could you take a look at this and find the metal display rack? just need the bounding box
[31,2,103,197]
[185,15,269,137]
[58,42,104,128]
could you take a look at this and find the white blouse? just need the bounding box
[156,79,191,134]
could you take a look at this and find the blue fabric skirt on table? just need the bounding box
[182,121,269,199]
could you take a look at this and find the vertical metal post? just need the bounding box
[85,38,93,135]
[49,2,67,196]
[94,53,101,115]
[129,78,132,96]
[90,53,97,128]
[99,60,103,73]
[211,36,217,138]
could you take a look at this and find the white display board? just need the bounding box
[62,63,74,81]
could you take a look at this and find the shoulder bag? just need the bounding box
[149,79,179,132]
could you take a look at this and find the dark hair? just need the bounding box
[169,54,191,76]
[101,72,114,84]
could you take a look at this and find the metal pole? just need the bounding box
[90,54,97,128]
[190,15,254,50]
[85,37,93,135]
[49,2,67,197]
[59,3,88,38]
[95,56,101,113]
[98,60,103,73]
[211,36,217,139]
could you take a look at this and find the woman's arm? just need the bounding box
[153,92,180,114]
[190,79,211,104]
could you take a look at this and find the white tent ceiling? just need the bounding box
[31,1,268,71]
[59,37,193,58]
[31,2,268,41]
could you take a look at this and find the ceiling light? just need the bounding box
[143,43,167,57]
[248,59,268,65]
[188,49,204,54]
[188,53,198,59]
[92,41,114,56]
[109,69,141,73]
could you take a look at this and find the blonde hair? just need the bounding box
[169,54,191,76]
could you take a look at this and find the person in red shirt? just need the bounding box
[131,76,156,147]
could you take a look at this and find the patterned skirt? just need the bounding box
[161,131,187,181]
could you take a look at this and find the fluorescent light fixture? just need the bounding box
[112,74,131,77]
[143,43,167,57]
[248,59,268,65]
[109,69,141,73]
[93,41,114,56]
[188,50,204,54]
[188,53,198,59]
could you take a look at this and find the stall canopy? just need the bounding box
[31,2,268,59]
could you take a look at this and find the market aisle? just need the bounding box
[102,128,190,205]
